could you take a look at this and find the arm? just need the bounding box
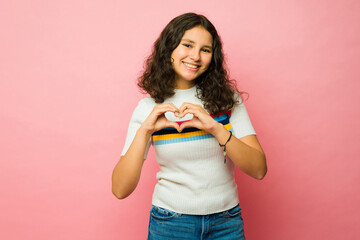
[178,103,267,180]
[212,124,267,180]
[111,127,151,199]
[112,103,180,199]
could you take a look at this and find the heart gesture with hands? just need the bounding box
[177,102,220,135]
[141,102,221,136]
[141,103,182,134]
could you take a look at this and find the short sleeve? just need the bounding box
[120,99,153,159]
[229,95,256,139]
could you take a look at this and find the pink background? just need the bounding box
[1,0,359,239]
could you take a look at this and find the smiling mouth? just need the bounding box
[183,62,200,70]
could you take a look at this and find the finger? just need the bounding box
[153,105,178,116]
[180,108,197,118]
[179,103,205,115]
[156,103,180,115]
[164,121,180,131]
[178,103,197,118]
[180,106,207,119]
[160,102,179,112]
[179,119,199,132]
[164,102,181,117]
[178,102,194,113]
[169,103,180,112]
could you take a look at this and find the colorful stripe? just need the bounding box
[152,112,233,145]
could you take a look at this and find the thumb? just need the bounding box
[179,120,195,132]
[165,121,181,132]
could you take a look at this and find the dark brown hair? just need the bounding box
[138,12,241,116]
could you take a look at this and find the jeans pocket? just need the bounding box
[223,204,241,217]
[150,206,180,220]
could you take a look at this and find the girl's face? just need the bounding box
[171,26,213,89]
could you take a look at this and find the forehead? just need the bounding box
[181,26,213,47]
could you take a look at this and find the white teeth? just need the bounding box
[183,63,199,69]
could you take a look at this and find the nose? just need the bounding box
[190,48,200,61]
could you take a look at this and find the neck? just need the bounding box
[174,79,196,90]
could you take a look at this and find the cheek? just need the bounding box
[203,56,212,68]
[174,48,188,60]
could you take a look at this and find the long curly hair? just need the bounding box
[138,12,242,116]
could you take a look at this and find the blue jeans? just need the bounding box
[147,204,246,240]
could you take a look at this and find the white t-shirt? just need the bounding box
[121,86,256,214]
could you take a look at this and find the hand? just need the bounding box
[177,102,221,134]
[140,103,181,134]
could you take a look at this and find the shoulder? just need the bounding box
[229,93,256,137]
[137,96,156,107]
[230,91,245,110]
[131,96,156,119]
[232,90,243,103]
[229,91,252,120]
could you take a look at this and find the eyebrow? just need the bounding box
[182,39,212,49]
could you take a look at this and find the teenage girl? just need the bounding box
[112,12,267,239]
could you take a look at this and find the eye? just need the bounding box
[201,48,212,53]
[182,44,191,48]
